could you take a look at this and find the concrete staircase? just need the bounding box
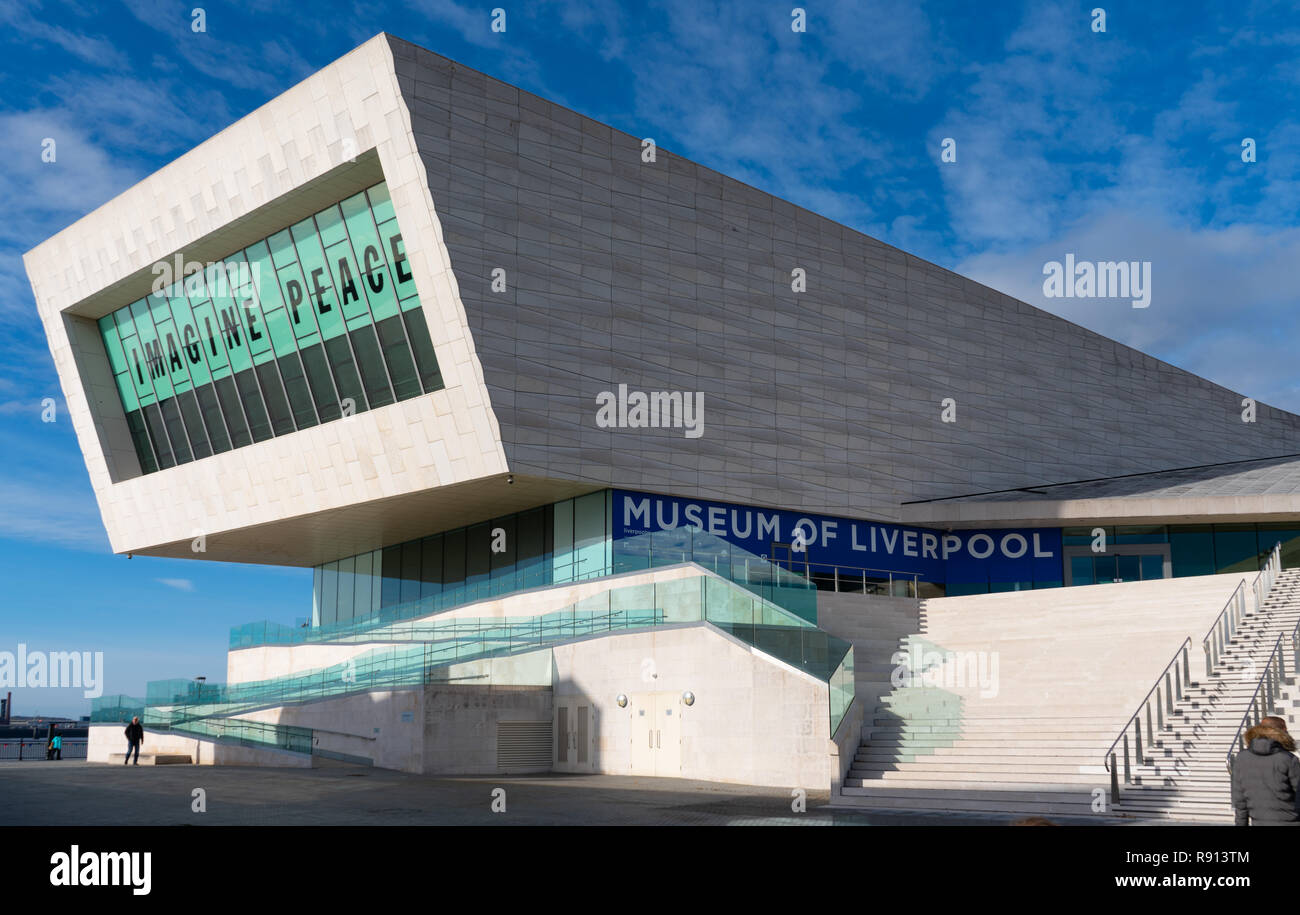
[832,570,1296,821]
[1110,569,1300,821]
[816,592,922,725]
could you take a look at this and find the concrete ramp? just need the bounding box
[88,725,312,768]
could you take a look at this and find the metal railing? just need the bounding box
[1105,542,1286,800]
[153,719,313,755]
[154,571,856,740]
[1225,623,1300,771]
[235,525,932,652]
[1203,543,1281,677]
[231,556,599,648]
[1104,638,1191,803]
[0,739,89,761]
[677,551,922,598]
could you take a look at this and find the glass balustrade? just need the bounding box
[175,570,854,736]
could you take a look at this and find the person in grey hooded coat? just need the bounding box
[1231,716,1300,825]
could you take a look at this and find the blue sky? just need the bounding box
[1,0,1298,717]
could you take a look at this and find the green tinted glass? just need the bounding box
[96,181,442,476]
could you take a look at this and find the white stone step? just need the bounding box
[840,569,1299,819]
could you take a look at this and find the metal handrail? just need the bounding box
[1104,637,1191,803]
[232,554,600,647]
[1225,622,1300,771]
[1200,582,1246,678]
[1202,543,1281,677]
[1107,542,1286,801]
[654,549,923,597]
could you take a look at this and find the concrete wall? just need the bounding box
[552,623,834,789]
[228,642,376,685]
[226,563,705,683]
[242,689,423,771]
[422,683,552,774]
[816,591,920,725]
[829,695,863,793]
[390,35,1300,523]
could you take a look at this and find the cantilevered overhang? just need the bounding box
[134,474,601,567]
[23,34,512,564]
[900,453,1300,528]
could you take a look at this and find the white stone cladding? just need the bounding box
[23,34,507,561]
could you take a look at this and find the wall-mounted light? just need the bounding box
[682,691,695,707]
[616,694,628,708]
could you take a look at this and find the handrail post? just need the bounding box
[1110,752,1120,803]
[1134,718,1144,766]
[1122,734,1131,785]
[1157,685,1165,730]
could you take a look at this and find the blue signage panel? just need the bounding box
[611,489,1062,586]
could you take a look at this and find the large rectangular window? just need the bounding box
[311,496,617,629]
[96,180,444,475]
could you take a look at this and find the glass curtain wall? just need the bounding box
[1062,523,1300,581]
[97,181,443,475]
[311,491,612,628]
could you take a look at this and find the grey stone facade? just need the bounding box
[389,35,1300,523]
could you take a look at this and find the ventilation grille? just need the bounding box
[496,721,553,772]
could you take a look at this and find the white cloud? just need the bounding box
[575,0,944,234]
[121,0,316,94]
[958,209,1300,411]
[0,1,131,69]
[0,111,142,251]
[155,578,196,592]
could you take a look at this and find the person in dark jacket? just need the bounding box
[1231,716,1300,825]
[123,716,144,766]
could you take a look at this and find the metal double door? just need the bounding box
[628,691,681,776]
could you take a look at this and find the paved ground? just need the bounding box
[0,760,1160,826]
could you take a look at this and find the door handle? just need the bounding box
[656,729,661,749]
[648,729,653,748]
